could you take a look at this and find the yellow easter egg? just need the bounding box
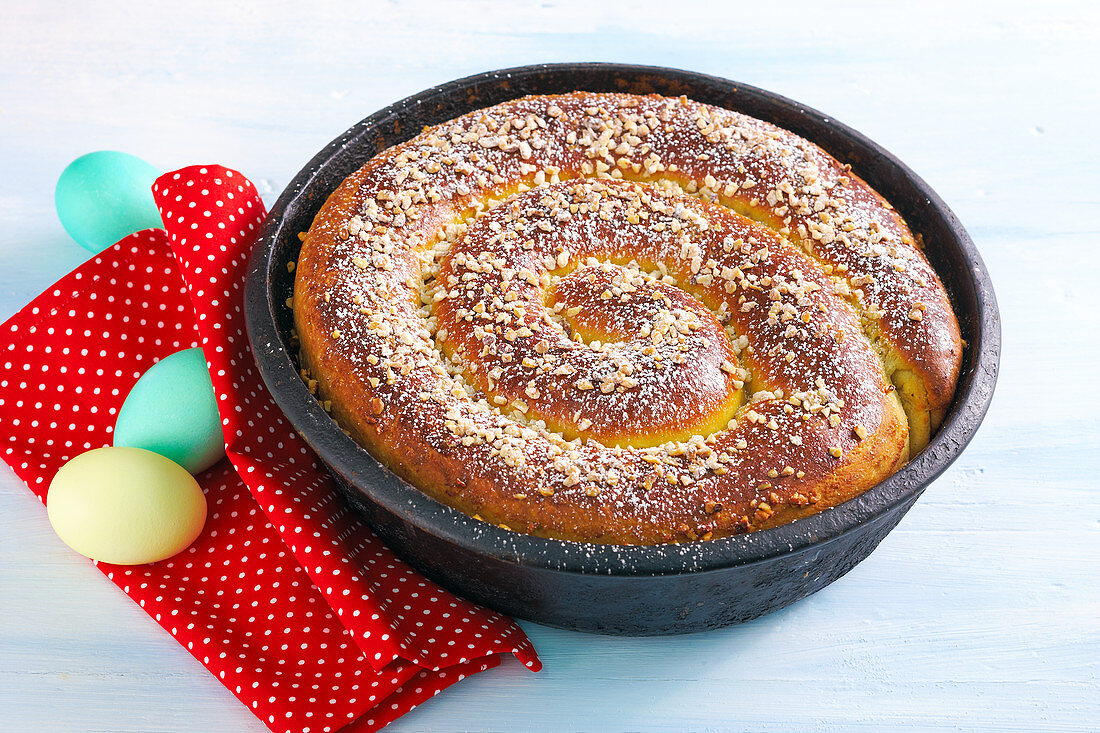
[47,446,207,565]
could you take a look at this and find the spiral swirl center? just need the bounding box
[433,179,747,448]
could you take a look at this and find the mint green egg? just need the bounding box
[55,151,163,253]
[114,348,224,474]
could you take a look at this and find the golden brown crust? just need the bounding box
[293,92,961,545]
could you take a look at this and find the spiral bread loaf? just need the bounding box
[293,92,963,544]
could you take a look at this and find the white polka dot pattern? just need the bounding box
[0,165,540,733]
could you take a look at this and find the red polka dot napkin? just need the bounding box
[0,165,539,733]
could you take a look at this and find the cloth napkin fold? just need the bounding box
[0,165,539,733]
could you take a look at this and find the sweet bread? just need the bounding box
[293,92,962,544]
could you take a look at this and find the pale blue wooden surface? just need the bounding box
[2,1,1098,731]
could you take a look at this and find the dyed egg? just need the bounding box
[114,347,224,474]
[47,447,207,565]
[55,151,163,253]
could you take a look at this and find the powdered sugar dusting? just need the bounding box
[292,92,959,544]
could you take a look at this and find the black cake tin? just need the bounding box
[245,63,1000,635]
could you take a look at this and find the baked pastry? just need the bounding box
[293,92,963,544]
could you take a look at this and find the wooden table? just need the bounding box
[2,1,1097,730]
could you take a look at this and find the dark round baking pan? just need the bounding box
[245,63,1000,635]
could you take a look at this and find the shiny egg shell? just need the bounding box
[47,446,207,565]
[114,347,224,474]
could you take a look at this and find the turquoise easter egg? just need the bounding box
[55,151,163,253]
[114,348,224,474]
